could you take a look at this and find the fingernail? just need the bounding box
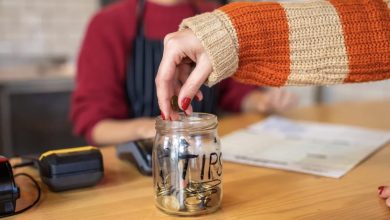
[169,116,172,121]
[181,97,191,111]
[194,95,200,101]
[378,186,385,195]
[184,111,188,116]
[161,113,166,120]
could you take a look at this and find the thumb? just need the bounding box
[178,55,212,114]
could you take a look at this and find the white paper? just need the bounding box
[221,116,390,178]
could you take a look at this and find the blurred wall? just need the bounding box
[322,81,390,104]
[0,0,99,63]
[285,81,390,107]
[0,0,99,155]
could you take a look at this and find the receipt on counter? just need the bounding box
[221,116,390,178]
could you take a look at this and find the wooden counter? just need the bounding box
[8,101,390,219]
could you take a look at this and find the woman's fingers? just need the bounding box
[195,90,203,102]
[379,186,390,199]
[177,64,204,102]
[274,89,285,111]
[378,186,390,208]
[178,54,212,115]
[178,64,191,82]
[266,88,298,113]
[156,37,183,119]
[185,104,193,116]
[280,92,297,111]
[157,83,174,120]
[267,88,283,112]
[156,29,212,118]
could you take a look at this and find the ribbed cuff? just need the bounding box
[179,10,239,87]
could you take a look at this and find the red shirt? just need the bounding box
[71,0,256,143]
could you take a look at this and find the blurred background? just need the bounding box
[0,0,99,156]
[0,0,389,157]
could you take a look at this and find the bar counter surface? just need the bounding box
[8,101,390,220]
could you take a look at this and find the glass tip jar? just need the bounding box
[153,113,222,216]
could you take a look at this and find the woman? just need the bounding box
[71,0,296,146]
[154,0,390,208]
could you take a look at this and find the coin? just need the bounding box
[162,195,180,211]
[157,184,173,197]
[185,196,202,211]
[157,189,170,197]
[157,178,221,213]
[187,182,203,194]
[199,197,211,209]
[171,96,179,111]
[185,196,200,205]
[204,187,221,207]
[196,191,211,200]
[185,184,199,194]
[202,179,221,190]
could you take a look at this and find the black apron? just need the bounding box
[126,0,218,118]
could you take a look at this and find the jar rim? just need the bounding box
[156,112,218,133]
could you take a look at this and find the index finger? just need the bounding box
[156,40,181,119]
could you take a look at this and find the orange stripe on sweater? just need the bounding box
[329,0,390,83]
[220,3,290,86]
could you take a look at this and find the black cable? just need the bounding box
[13,173,41,215]
[0,173,41,218]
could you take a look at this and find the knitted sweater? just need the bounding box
[180,0,390,87]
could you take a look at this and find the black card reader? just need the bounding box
[117,139,153,176]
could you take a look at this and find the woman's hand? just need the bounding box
[134,118,156,140]
[378,186,390,208]
[92,118,156,146]
[156,29,212,120]
[242,88,298,114]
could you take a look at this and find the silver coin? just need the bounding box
[157,184,173,197]
[162,195,180,211]
[185,196,202,211]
